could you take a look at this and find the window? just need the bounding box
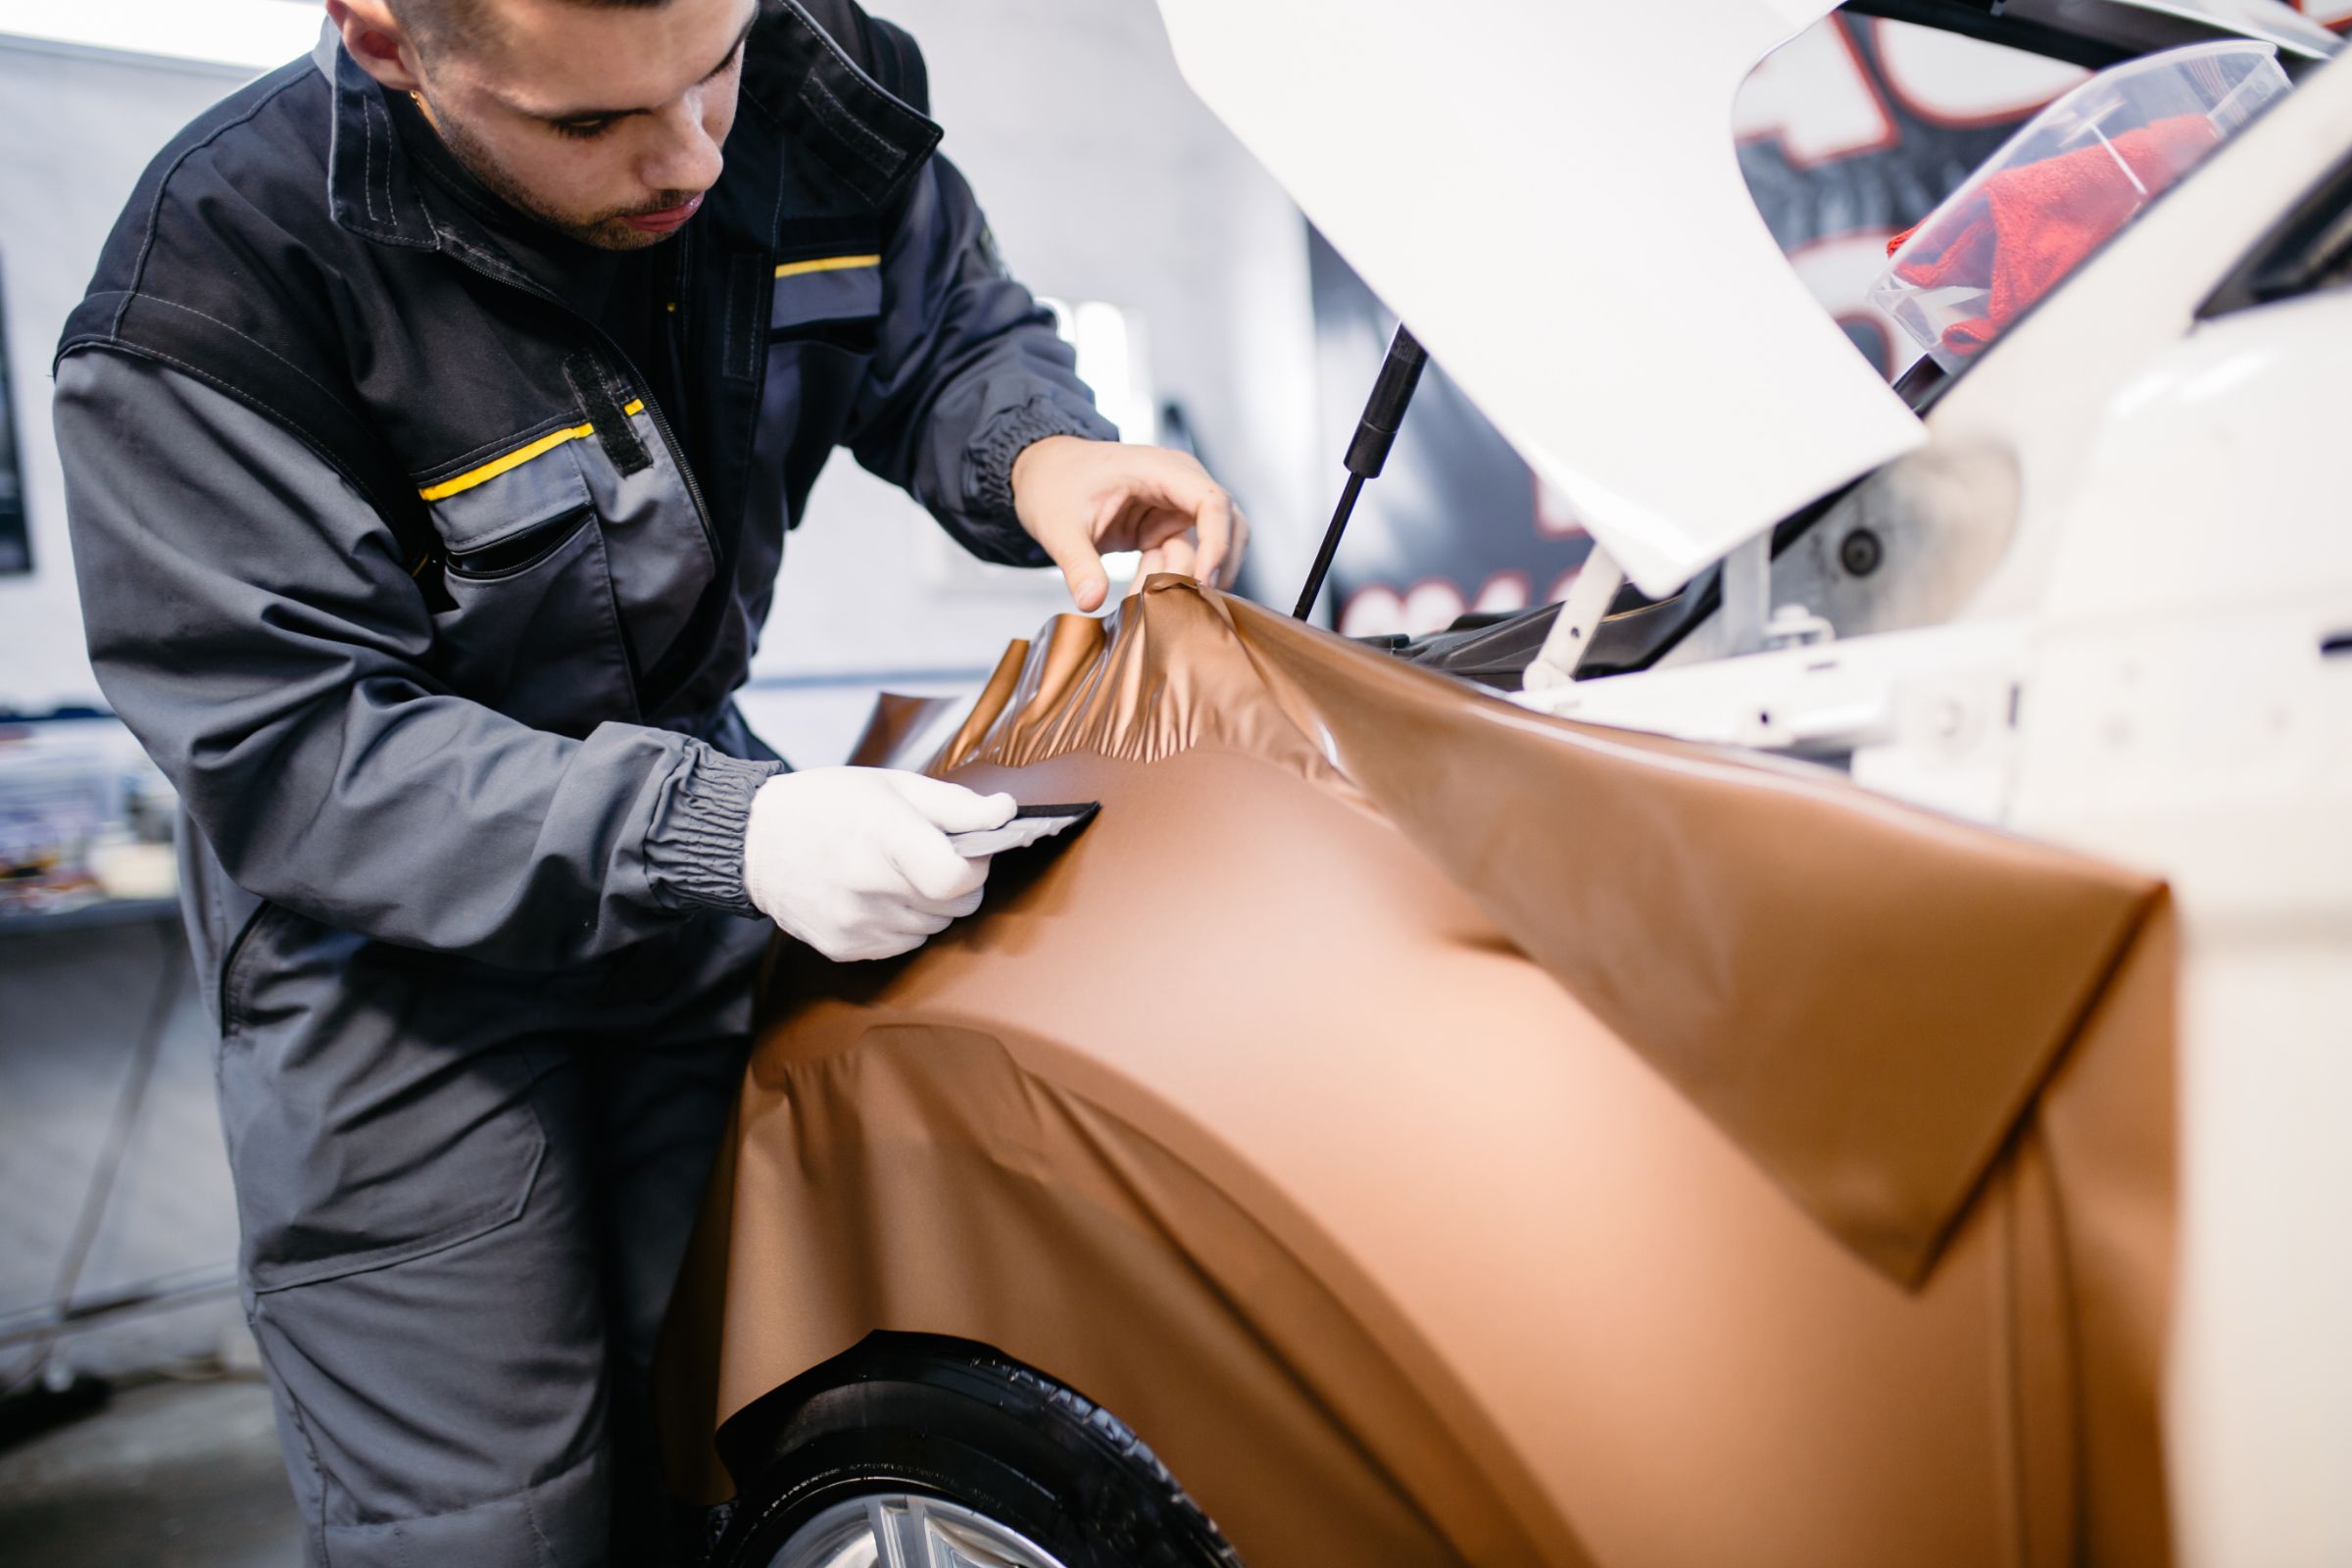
[0,256,27,576]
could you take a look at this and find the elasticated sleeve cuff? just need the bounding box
[960,393,1120,563]
[644,743,784,915]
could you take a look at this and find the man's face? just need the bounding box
[368,0,759,250]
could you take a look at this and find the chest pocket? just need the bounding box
[769,254,883,352]
[423,417,602,570]
[414,402,714,735]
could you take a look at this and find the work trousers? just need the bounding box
[215,897,772,1566]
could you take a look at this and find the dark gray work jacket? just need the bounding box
[53,1,1112,1019]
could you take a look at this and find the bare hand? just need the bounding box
[1009,436,1251,612]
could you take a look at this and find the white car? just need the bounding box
[665,4,2352,1565]
[1297,1,2352,1560]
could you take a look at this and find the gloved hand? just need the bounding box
[741,767,1015,962]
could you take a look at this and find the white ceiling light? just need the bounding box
[0,0,321,75]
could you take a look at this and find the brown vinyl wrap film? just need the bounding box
[840,690,969,773]
[661,579,2176,1566]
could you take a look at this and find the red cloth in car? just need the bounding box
[1886,114,2220,354]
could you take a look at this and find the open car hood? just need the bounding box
[1152,0,1925,595]
[1152,0,2328,595]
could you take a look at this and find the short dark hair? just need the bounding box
[393,0,673,60]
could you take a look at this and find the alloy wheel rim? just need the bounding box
[766,1492,1076,1568]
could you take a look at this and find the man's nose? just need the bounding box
[640,95,724,195]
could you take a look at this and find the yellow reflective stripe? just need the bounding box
[416,399,647,502]
[774,254,881,279]
[419,425,586,502]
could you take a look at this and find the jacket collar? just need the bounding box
[738,0,942,219]
[320,1,943,256]
[320,20,437,249]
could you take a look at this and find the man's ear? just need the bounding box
[324,0,426,93]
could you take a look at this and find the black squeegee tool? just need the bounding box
[946,802,1101,859]
[1293,322,1428,620]
[944,803,1102,926]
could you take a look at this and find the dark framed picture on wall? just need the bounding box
[0,255,25,575]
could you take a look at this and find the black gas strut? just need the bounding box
[1293,323,1429,620]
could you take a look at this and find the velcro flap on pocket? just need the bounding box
[770,256,883,333]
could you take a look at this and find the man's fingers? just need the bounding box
[1017,440,1238,609]
[1121,505,1194,554]
[932,881,988,920]
[874,772,1006,902]
[880,772,1015,833]
[885,826,990,906]
[1188,482,1236,591]
[1218,507,1252,589]
[1033,527,1108,613]
[1120,455,1235,588]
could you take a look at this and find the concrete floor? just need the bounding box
[0,1375,300,1566]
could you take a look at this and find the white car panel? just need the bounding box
[1920,46,2352,619]
[1513,42,2352,1563]
[2013,284,2352,1568]
[1151,0,1928,595]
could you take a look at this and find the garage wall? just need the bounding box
[0,42,267,716]
[0,2,1325,771]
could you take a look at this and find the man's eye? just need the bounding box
[551,117,617,140]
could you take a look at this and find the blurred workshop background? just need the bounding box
[5,1,2342,1562]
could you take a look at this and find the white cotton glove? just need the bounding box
[741,766,1016,962]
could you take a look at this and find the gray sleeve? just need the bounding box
[54,351,779,970]
[846,151,1120,564]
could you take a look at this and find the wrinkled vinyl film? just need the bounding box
[662,578,2174,1568]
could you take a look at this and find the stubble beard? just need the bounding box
[426,94,691,253]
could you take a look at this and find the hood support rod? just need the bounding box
[1293,323,1428,620]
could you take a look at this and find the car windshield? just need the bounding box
[1735,12,2313,391]
[1872,41,2290,372]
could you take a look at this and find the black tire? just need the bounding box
[711,1332,1243,1568]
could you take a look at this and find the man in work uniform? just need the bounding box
[53,0,1247,1560]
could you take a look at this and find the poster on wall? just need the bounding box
[0,256,26,576]
[1304,12,2095,636]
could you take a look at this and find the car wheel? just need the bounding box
[712,1332,1244,1568]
